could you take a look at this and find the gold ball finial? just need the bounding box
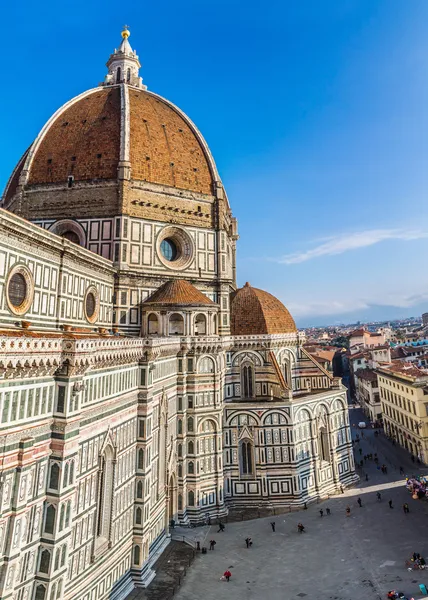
[121,25,130,39]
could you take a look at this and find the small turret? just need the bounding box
[103,26,146,89]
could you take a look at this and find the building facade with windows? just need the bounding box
[0,28,356,600]
[377,361,428,462]
[354,368,381,422]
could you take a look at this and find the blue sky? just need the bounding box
[1,1,428,326]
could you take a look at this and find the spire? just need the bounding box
[102,26,147,89]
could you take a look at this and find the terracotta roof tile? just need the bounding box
[143,279,214,306]
[230,282,296,336]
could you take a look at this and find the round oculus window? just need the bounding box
[85,293,96,319]
[156,226,194,271]
[6,265,34,316]
[84,286,100,324]
[160,239,178,262]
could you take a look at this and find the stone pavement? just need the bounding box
[172,406,428,600]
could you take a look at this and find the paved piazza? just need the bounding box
[175,408,428,600]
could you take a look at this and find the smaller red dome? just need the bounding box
[231,283,297,335]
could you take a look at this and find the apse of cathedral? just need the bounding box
[0,27,356,600]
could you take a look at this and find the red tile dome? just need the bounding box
[231,282,297,335]
[3,85,216,204]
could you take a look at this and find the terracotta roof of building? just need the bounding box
[230,283,297,336]
[143,279,214,306]
[4,86,215,201]
[349,328,367,337]
[378,360,428,381]
[355,368,378,382]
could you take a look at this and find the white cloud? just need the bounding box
[276,228,428,265]
[288,299,370,318]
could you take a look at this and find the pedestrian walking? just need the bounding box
[326,508,331,515]
[357,497,362,508]
[340,484,344,494]
[384,465,388,474]
[360,460,364,467]
[376,492,381,501]
[359,448,362,456]
[209,540,216,550]
[217,522,225,533]
[297,522,305,533]
[319,509,324,517]
[223,569,232,582]
[411,455,415,463]
[403,503,410,514]
[270,521,276,532]
[346,506,351,517]
[399,466,404,475]
[364,455,367,461]
[361,431,364,438]
[389,500,393,509]
[365,474,369,481]
[245,537,250,548]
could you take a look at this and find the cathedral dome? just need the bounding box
[230,282,297,335]
[4,87,216,202]
[2,28,221,213]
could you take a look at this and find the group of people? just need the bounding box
[406,476,428,500]
[387,591,413,599]
[409,552,426,568]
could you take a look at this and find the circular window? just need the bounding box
[156,226,194,271]
[160,239,178,261]
[84,286,100,324]
[6,265,34,316]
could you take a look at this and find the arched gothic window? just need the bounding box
[35,585,46,600]
[319,427,330,463]
[178,464,183,477]
[39,549,51,573]
[59,504,65,531]
[187,417,194,432]
[133,545,140,565]
[188,490,195,506]
[127,68,131,82]
[137,481,143,498]
[69,461,74,485]
[177,443,182,457]
[178,494,183,510]
[65,502,71,528]
[61,545,66,567]
[45,505,55,534]
[63,463,69,487]
[241,364,255,398]
[135,507,142,525]
[116,67,121,83]
[49,464,59,490]
[188,441,194,454]
[97,445,114,540]
[177,420,183,435]
[188,461,194,474]
[138,448,144,470]
[240,440,254,475]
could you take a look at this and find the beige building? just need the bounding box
[355,368,381,422]
[377,361,428,463]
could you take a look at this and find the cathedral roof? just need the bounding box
[3,28,219,204]
[230,282,297,336]
[143,279,215,306]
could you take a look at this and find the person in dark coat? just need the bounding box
[270,521,276,532]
